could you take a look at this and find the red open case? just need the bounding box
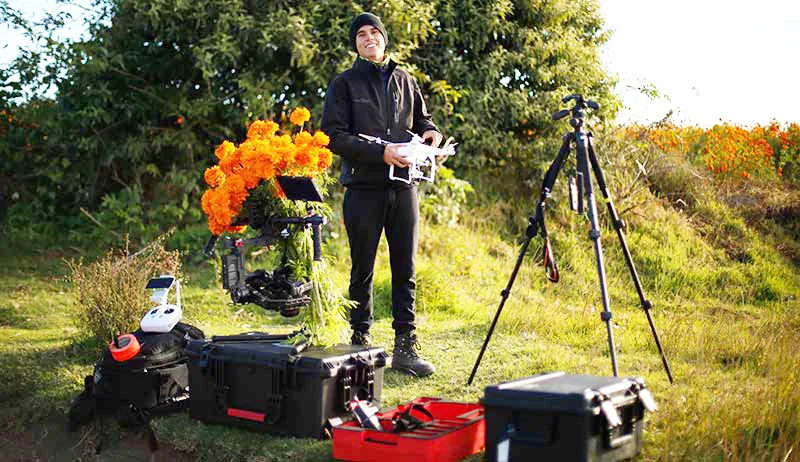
[332,397,485,462]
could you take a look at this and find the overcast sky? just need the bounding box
[4,0,799,127]
[600,0,800,126]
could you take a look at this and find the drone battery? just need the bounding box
[481,372,654,462]
[186,339,388,438]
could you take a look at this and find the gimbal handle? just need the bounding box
[204,235,218,257]
[272,215,326,261]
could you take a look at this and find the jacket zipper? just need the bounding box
[385,72,393,140]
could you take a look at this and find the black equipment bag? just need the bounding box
[185,335,388,439]
[481,372,657,462]
[69,322,205,428]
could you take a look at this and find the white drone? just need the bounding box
[140,275,182,333]
[359,131,457,184]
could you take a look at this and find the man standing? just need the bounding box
[321,12,441,377]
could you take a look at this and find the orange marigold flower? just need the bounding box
[272,134,296,172]
[200,189,216,215]
[247,120,279,140]
[225,174,249,208]
[204,166,226,188]
[295,131,313,146]
[289,107,311,126]
[294,145,318,169]
[219,148,242,176]
[215,140,236,160]
[312,131,330,147]
[202,188,235,235]
[239,138,275,181]
[208,220,226,236]
[317,147,333,171]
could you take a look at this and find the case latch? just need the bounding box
[630,379,658,412]
[338,356,377,411]
[594,392,622,428]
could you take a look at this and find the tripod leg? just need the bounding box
[467,234,534,386]
[586,134,674,384]
[467,136,573,386]
[576,132,619,377]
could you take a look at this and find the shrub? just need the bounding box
[419,166,474,227]
[66,234,182,342]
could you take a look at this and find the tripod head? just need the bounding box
[552,94,600,131]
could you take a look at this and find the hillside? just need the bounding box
[2,127,799,460]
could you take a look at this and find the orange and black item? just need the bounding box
[68,322,204,432]
[109,333,141,362]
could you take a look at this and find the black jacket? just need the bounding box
[321,58,439,188]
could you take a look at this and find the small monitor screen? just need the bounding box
[276,176,323,202]
[146,277,174,289]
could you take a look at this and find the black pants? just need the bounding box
[343,186,418,334]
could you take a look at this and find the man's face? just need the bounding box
[355,25,386,62]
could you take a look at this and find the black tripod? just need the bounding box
[468,94,674,385]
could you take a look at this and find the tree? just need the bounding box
[418,0,618,175]
[1,0,616,237]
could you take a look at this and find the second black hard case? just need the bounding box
[185,337,387,439]
[481,371,655,462]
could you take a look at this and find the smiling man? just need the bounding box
[321,12,442,377]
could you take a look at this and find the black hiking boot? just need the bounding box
[351,331,373,347]
[392,332,435,377]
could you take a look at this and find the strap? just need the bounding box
[543,237,560,283]
[132,405,159,452]
[391,403,435,433]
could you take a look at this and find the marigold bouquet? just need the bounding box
[200,107,350,345]
[201,107,333,235]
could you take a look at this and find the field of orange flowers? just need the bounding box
[622,122,800,181]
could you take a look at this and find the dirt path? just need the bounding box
[1,419,195,462]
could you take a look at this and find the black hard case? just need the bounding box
[481,372,651,462]
[185,339,388,439]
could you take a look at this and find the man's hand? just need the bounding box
[422,130,443,148]
[384,144,410,167]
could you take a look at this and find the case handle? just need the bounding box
[365,436,398,446]
[502,417,556,447]
[456,408,484,421]
[496,420,555,462]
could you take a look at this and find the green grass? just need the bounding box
[1,172,799,460]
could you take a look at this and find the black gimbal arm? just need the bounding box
[203,214,326,261]
[272,215,326,261]
[204,235,218,258]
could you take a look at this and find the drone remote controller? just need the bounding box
[140,275,183,333]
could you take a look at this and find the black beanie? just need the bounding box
[349,13,388,52]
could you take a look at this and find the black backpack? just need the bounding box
[69,322,204,435]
